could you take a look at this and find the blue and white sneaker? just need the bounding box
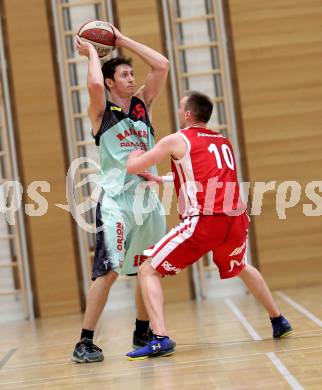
[127,336,176,360]
[271,315,294,338]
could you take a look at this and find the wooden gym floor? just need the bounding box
[0,285,322,389]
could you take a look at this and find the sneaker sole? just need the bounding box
[127,348,175,361]
[71,355,104,363]
[274,329,294,339]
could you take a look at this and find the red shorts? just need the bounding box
[144,213,249,279]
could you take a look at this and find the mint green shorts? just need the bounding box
[92,188,166,278]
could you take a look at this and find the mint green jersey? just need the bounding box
[91,96,166,276]
[93,96,158,196]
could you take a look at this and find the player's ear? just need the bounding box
[105,78,114,90]
[185,110,191,120]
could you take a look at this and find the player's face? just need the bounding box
[112,65,136,96]
[178,96,190,127]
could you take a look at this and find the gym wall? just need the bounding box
[2,0,81,317]
[1,0,322,319]
[0,0,192,318]
[227,0,322,288]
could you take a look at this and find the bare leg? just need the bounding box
[138,260,167,336]
[83,271,118,330]
[135,278,149,321]
[238,264,280,318]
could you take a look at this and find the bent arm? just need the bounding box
[127,136,173,174]
[113,28,169,109]
[127,133,185,174]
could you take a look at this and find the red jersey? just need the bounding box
[171,127,245,219]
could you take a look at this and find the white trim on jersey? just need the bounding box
[173,132,200,218]
[175,131,191,162]
[174,159,192,218]
[145,216,200,271]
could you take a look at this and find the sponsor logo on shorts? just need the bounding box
[161,260,181,274]
[229,242,246,257]
[116,222,123,251]
[228,257,246,273]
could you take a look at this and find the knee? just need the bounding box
[138,259,154,280]
[100,270,118,286]
[238,264,258,279]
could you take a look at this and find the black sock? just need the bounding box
[81,329,94,340]
[270,314,282,324]
[135,319,149,336]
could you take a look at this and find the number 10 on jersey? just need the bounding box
[208,143,235,170]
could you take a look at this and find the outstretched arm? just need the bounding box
[112,26,169,109]
[139,171,174,185]
[127,133,185,174]
[75,36,106,134]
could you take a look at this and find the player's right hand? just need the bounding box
[75,35,96,57]
[139,172,163,184]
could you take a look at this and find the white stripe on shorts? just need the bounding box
[145,216,200,271]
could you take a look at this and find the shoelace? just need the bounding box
[81,341,102,353]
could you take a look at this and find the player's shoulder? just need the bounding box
[132,90,148,109]
[160,132,181,145]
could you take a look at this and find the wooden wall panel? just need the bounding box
[228,0,322,288]
[3,0,81,316]
[116,0,192,301]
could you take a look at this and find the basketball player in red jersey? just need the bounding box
[125,91,293,360]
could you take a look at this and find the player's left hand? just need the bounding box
[109,25,126,48]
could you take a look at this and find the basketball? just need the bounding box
[78,20,115,58]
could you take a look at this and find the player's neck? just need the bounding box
[187,121,208,129]
[109,93,132,113]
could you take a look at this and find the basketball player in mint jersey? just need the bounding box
[72,26,169,363]
[126,92,293,360]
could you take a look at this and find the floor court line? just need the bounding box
[224,298,262,340]
[0,348,18,369]
[3,344,322,387]
[224,297,304,390]
[4,343,322,373]
[4,343,322,372]
[266,352,304,390]
[2,327,322,356]
[277,291,322,327]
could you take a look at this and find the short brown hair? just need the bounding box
[101,57,133,91]
[185,91,213,123]
[101,56,133,80]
